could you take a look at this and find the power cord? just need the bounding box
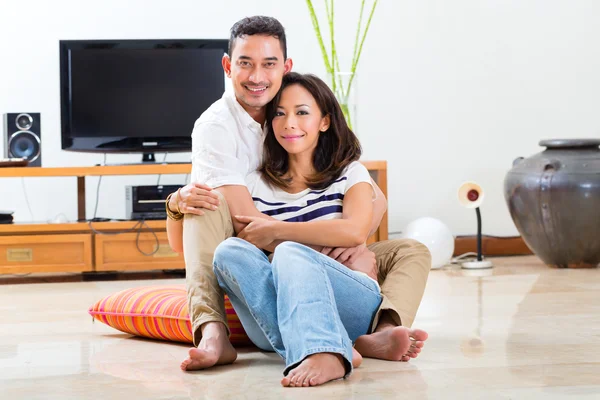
[88,153,160,256]
[156,153,168,185]
[20,177,34,221]
[92,153,107,220]
[450,252,485,264]
[87,219,160,256]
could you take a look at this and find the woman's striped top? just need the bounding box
[247,161,374,222]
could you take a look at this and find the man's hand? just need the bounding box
[168,182,220,216]
[235,215,279,249]
[321,244,368,266]
[322,244,378,282]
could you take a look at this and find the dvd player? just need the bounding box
[126,185,180,220]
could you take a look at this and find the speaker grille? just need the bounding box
[8,131,41,162]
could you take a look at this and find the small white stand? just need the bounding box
[461,260,493,270]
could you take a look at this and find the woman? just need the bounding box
[211,72,382,387]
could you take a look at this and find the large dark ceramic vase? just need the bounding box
[504,139,600,268]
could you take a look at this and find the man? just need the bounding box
[165,16,431,372]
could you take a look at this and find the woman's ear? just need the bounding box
[320,115,331,132]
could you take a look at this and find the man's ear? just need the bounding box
[283,58,293,74]
[222,55,232,78]
[320,114,331,132]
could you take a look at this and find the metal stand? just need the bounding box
[462,207,493,269]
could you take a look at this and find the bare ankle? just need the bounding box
[199,321,228,340]
[375,311,400,333]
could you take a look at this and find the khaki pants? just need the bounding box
[183,191,234,346]
[368,239,431,330]
[184,192,431,345]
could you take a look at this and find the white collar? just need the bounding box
[224,90,264,131]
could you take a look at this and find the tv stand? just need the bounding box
[0,162,387,275]
[142,152,156,162]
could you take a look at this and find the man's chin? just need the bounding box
[240,96,270,109]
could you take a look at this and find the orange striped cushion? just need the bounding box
[88,285,252,346]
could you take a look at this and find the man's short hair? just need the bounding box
[229,16,287,59]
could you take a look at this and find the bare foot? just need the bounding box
[281,353,347,387]
[354,327,428,361]
[352,347,363,368]
[400,335,426,361]
[180,322,237,371]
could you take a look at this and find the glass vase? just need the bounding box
[329,71,359,135]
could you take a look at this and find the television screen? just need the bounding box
[60,39,229,154]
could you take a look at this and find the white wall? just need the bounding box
[1,0,599,236]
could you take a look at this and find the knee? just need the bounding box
[390,238,432,271]
[273,240,301,254]
[213,237,250,274]
[272,241,319,275]
[405,239,432,258]
[272,241,308,264]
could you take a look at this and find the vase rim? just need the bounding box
[539,139,600,149]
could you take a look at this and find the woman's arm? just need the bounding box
[369,179,387,237]
[237,182,374,248]
[167,217,184,254]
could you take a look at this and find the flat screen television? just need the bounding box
[59,39,229,158]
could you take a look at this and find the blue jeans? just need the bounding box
[213,237,382,376]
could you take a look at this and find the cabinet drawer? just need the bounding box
[0,234,92,274]
[95,231,184,271]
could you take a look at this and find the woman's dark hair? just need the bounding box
[260,72,362,190]
[229,16,287,59]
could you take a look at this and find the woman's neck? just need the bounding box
[286,153,315,184]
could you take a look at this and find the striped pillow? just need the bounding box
[89,285,251,346]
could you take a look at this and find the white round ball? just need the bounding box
[402,217,455,269]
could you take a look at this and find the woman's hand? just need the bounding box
[235,215,280,249]
[168,182,220,216]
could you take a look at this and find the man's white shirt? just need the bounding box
[190,90,265,188]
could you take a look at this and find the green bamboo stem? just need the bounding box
[306,0,379,131]
[345,0,378,100]
[306,0,332,74]
[352,1,366,72]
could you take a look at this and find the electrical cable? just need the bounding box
[156,153,168,185]
[20,177,34,221]
[88,153,159,256]
[87,219,160,256]
[92,154,107,220]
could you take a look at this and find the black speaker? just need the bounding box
[3,113,41,167]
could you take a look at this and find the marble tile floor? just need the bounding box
[0,256,599,400]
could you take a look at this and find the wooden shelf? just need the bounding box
[0,163,191,177]
[0,220,166,234]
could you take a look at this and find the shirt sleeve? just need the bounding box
[189,121,247,188]
[344,161,376,199]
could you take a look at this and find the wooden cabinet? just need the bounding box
[95,231,184,271]
[0,234,92,274]
[0,162,387,275]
